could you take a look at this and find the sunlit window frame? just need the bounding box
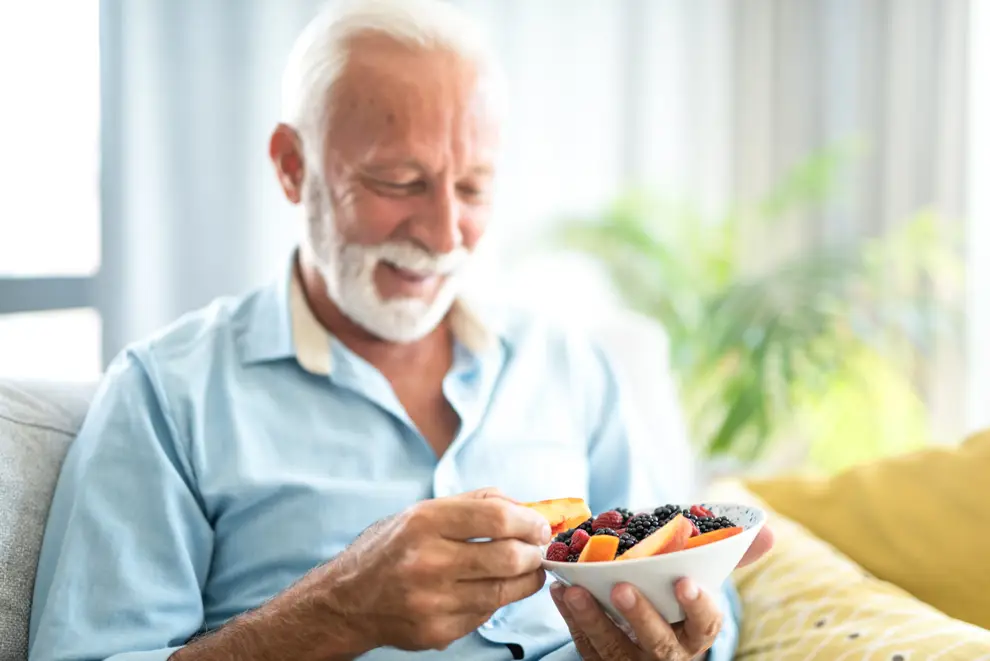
[0,0,113,366]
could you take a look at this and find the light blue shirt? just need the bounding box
[29,257,740,661]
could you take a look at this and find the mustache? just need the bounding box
[365,241,470,276]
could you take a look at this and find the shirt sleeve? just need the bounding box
[29,350,210,661]
[582,344,741,661]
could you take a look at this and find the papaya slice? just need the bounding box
[577,534,620,562]
[684,526,743,549]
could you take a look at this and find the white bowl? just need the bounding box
[543,503,766,624]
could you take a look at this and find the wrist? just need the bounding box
[299,561,376,660]
[314,581,375,659]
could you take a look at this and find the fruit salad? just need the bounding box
[524,499,743,563]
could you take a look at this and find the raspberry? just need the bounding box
[569,529,591,554]
[690,505,713,519]
[688,519,701,537]
[546,542,570,562]
[592,511,625,532]
[616,528,627,536]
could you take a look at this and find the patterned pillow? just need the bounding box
[745,429,990,630]
[711,482,990,660]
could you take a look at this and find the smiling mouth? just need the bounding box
[382,262,440,283]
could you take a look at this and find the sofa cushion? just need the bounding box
[0,380,93,661]
[745,429,990,630]
[711,481,990,659]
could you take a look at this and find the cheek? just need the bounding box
[460,206,490,251]
[332,184,412,246]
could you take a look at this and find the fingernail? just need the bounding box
[682,579,700,601]
[539,523,552,544]
[550,582,564,599]
[613,584,636,611]
[565,589,590,612]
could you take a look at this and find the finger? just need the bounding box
[458,569,546,613]
[673,578,722,655]
[609,583,684,659]
[562,586,638,660]
[738,526,775,567]
[453,539,544,579]
[550,583,602,661]
[423,498,551,544]
[459,486,521,504]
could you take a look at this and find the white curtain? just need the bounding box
[99,0,974,432]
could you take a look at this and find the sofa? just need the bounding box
[3,323,990,659]
[1,380,95,660]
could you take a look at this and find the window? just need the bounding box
[0,1,102,379]
[968,0,990,431]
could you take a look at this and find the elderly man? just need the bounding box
[29,1,770,660]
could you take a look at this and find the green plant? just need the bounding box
[553,148,962,471]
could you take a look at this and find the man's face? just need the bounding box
[302,36,501,343]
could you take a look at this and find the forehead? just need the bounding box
[325,34,502,167]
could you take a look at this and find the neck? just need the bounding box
[296,256,453,372]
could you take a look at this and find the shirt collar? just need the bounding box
[239,252,499,376]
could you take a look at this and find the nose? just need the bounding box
[412,182,463,254]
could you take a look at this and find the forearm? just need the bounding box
[171,571,370,661]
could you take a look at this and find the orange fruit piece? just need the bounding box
[577,534,620,562]
[617,514,694,560]
[684,526,743,549]
[522,498,592,535]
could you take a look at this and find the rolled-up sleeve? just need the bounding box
[579,344,741,661]
[29,350,211,661]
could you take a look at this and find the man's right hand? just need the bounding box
[174,488,552,661]
[322,487,552,652]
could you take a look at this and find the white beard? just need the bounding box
[302,172,470,343]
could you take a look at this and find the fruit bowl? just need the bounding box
[541,503,766,625]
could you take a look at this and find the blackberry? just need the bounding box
[614,507,634,524]
[554,528,576,544]
[567,553,580,562]
[626,514,660,541]
[577,518,594,534]
[616,533,638,556]
[592,527,619,537]
[653,504,680,522]
[697,516,736,534]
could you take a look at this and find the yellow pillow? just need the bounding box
[709,481,990,659]
[744,429,990,630]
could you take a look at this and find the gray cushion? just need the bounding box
[0,380,93,661]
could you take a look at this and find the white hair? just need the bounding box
[280,0,505,159]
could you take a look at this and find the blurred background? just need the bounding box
[1,0,987,476]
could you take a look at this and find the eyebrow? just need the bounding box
[363,160,494,178]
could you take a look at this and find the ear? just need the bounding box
[269,123,307,204]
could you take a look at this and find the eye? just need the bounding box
[457,182,489,202]
[370,178,427,196]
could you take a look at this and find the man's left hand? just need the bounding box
[550,526,774,660]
